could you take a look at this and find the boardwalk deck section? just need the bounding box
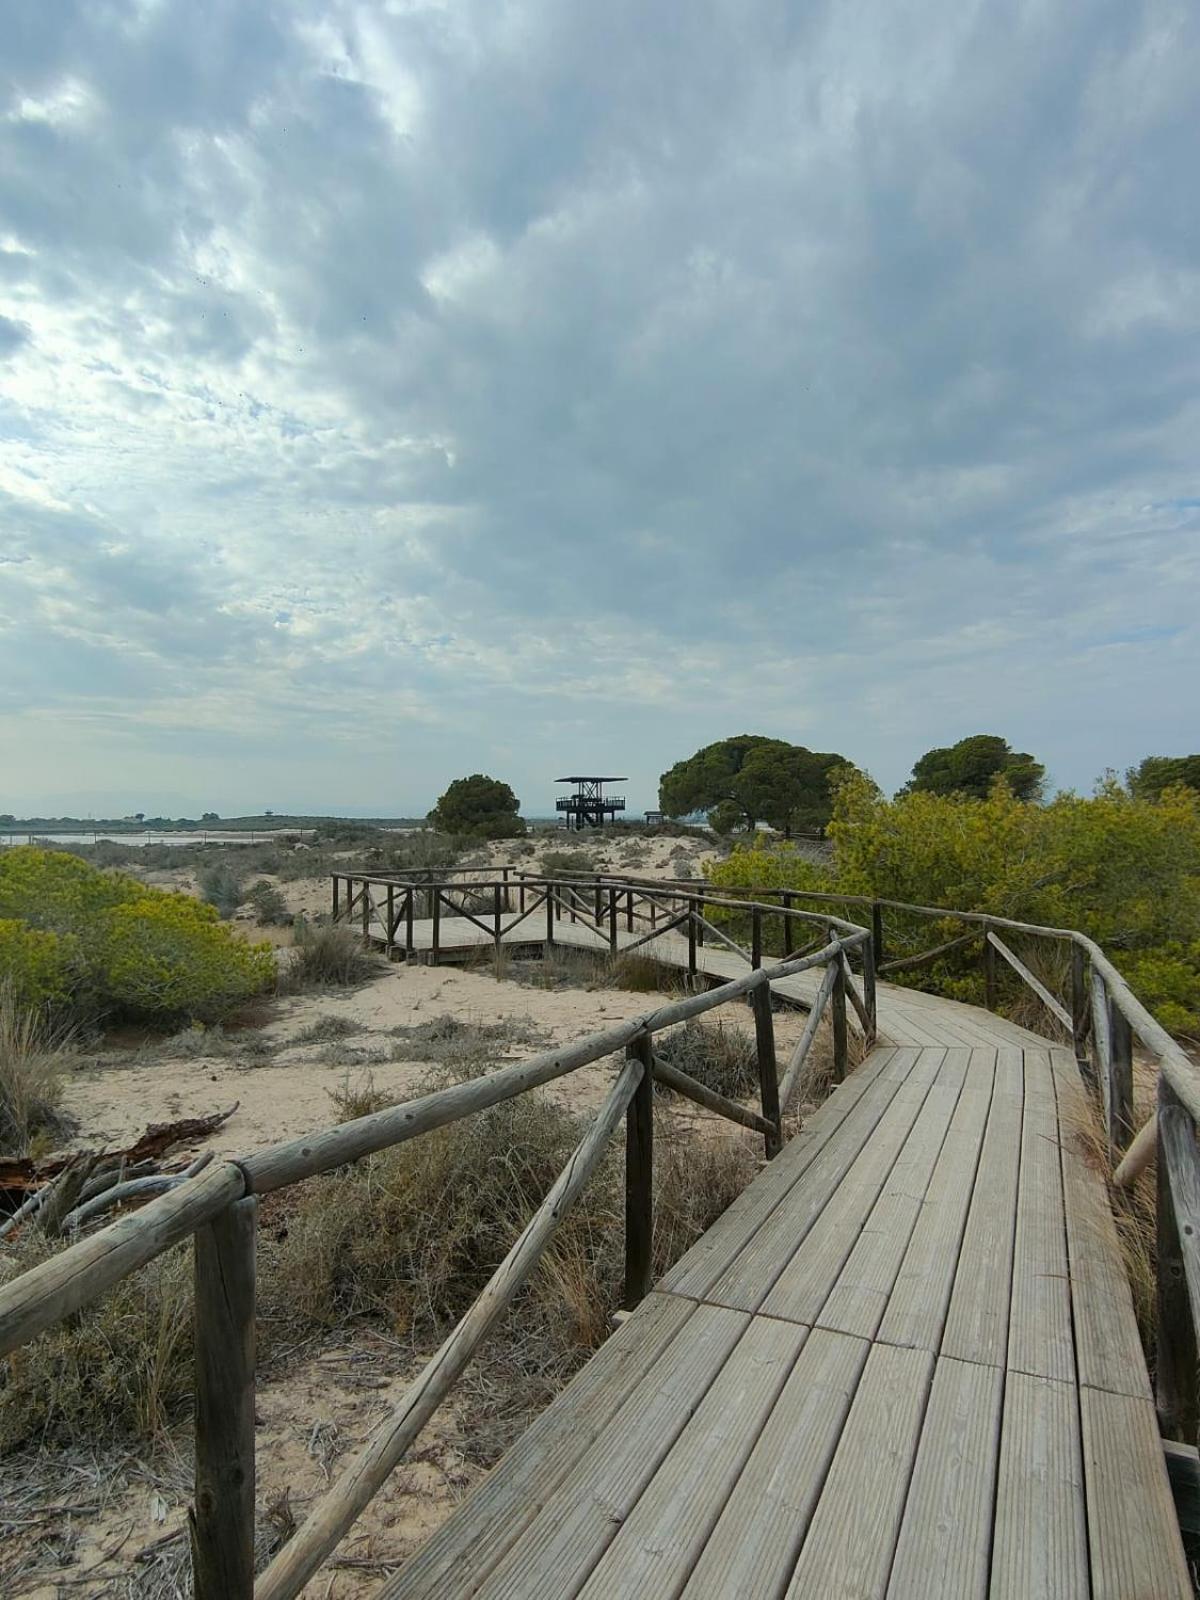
[374,907,1189,1599]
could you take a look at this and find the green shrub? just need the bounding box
[707,771,1200,1033]
[0,848,274,1025]
[0,919,76,1012]
[94,897,275,1022]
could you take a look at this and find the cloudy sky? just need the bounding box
[1,0,1197,818]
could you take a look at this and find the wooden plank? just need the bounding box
[471,1304,749,1600]
[940,1049,1025,1368]
[886,1356,1003,1600]
[1051,1049,1151,1399]
[1081,1385,1193,1600]
[989,1371,1087,1600]
[783,1343,934,1598]
[877,1048,996,1352]
[379,1294,696,1600]
[710,1052,937,1315]
[759,1050,950,1327]
[816,1050,969,1340]
[575,1317,806,1598]
[680,1327,869,1599]
[1006,1049,1075,1383]
[660,1046,908,1300]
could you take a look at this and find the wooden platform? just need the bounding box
[379,1036,1190,1599]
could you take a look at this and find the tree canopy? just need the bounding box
[1127,755,1200,801]
[427,774,524,839]
[901,734,1044,802]
[658,735,849,837]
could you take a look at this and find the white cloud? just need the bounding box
[0,0,1198,814]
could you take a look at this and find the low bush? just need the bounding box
[656,1018,760,1100]
[281,919,381,991]
[388,1014,545,1074]
[539,849,597,877]
[247,879,290,925]
[197,864,243,919]
[293,1013,364,1045]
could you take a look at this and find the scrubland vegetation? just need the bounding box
[710,769,1200,1036]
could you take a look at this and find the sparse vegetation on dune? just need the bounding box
[0,1074,753,1457]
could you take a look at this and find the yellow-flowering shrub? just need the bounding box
[95,897,275,1021]
[0,920,75,1011]
[0,848,274,1022]
[707,772,1200,1034]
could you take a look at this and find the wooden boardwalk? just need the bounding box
[374,917,1191,1599]
[366,904,1045,1052]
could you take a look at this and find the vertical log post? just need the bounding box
[502,867,511,912]
[431,890,441,964]
[984,922,998,1012]
[386,885,395,955]
[191,1197,257,1600]
[687,899,698,980]
[623,1033,654,1309]
[751,907,763,970]
[361,880,370,941]
[1157,1079,1200,1442]
[519,876,526,914]
[862,930,878,1049]
[493,884,503,952]
[751,979,782,1157]
[1109,998,1134,1149]
[608,885,618,953]
[626,887,634,933]
[405,887,414,955]
[545,883,555,949]
[872,901,885,971]
[1071,943,1092,1084]
[696,896,705,948]
[332,875,340,921]
[831,945,849,1083]
[594,879,603,927]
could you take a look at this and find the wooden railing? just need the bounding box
[538,872,1200,1447]
[0,887,870,1600]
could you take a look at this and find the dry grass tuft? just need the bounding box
[388,1013,545,1076]
[0,1237,192,1450]
[0,983,72,1156]
[280,919,382,991]
[656,1017,760,1100]
[1058,1056,1159,1361]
